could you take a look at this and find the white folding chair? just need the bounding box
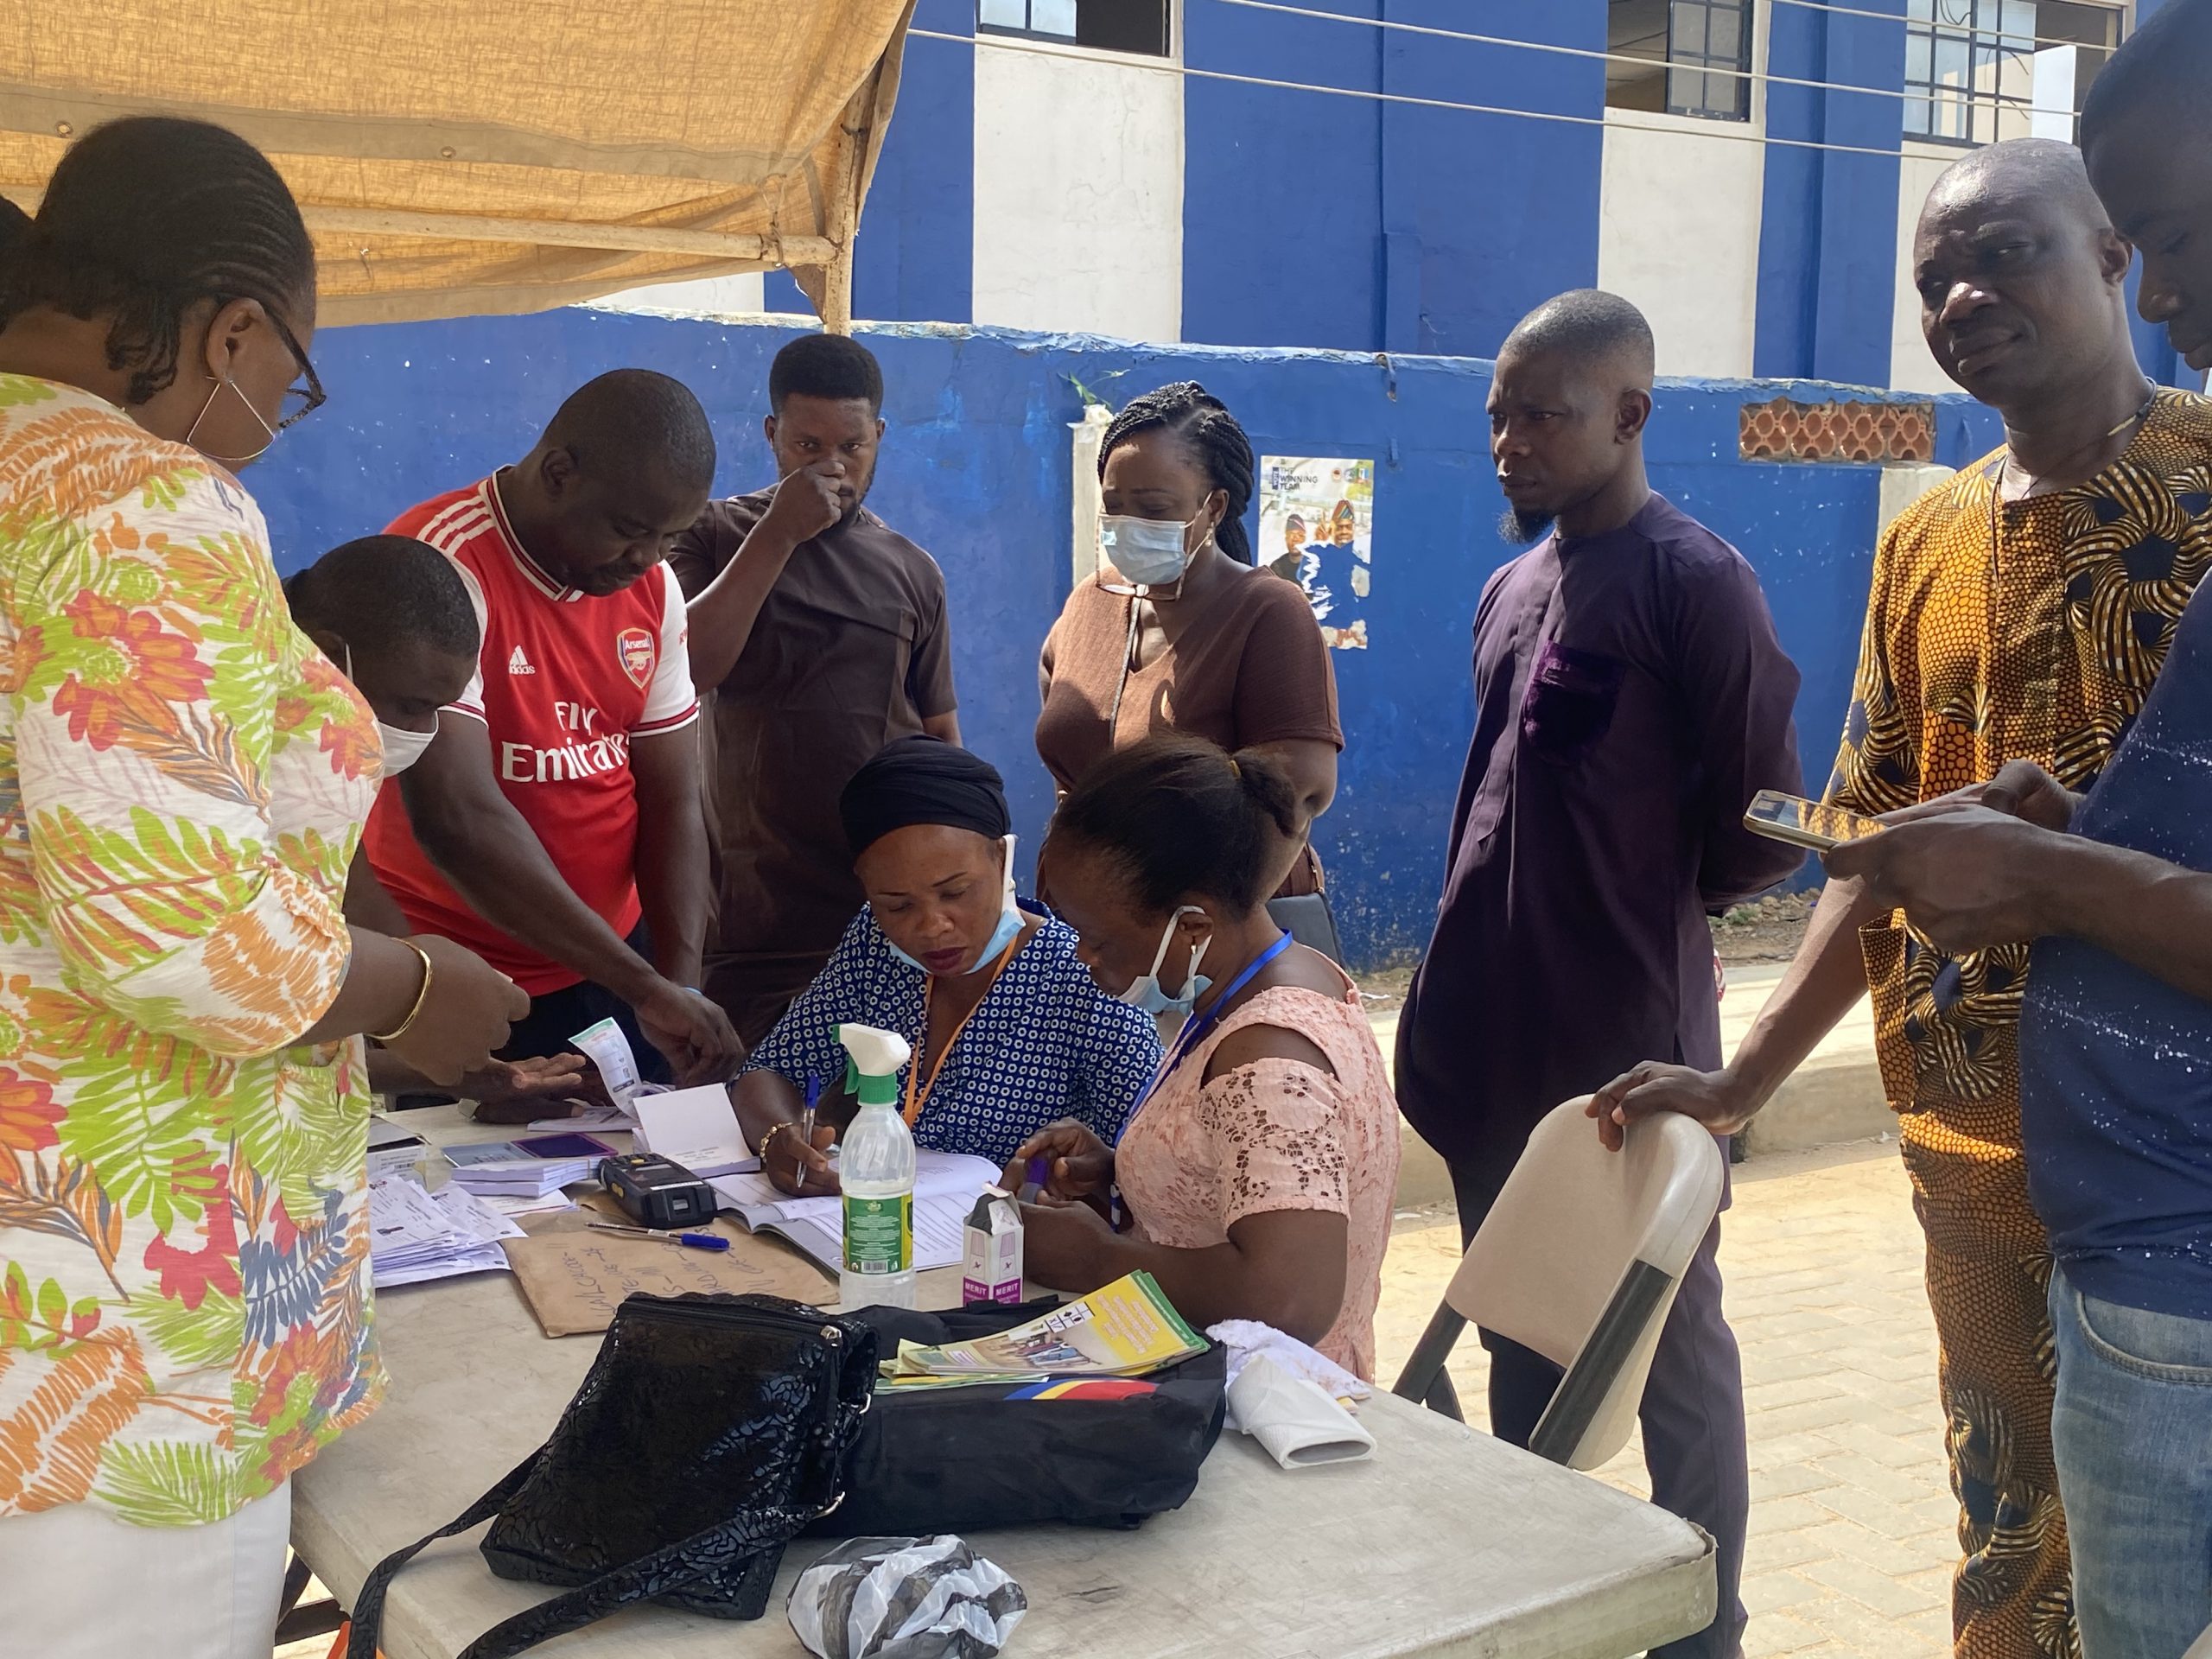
[1391,1096,1726,1471]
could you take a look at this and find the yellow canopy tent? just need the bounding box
[0,1,918,330]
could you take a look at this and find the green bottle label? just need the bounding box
[843,1193,912,1275]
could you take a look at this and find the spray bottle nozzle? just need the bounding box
[836,1022,913,1109]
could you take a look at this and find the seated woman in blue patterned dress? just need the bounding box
[735,736,1161,1192]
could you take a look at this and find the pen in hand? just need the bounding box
[798,1073,822,1189]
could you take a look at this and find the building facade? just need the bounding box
[301,3,2190,966]
[624,0,2184,392]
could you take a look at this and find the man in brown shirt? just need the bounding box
[671,334,958,1046]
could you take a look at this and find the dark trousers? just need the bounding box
[1452,1161,1749,1659]
[498,926,672,1085]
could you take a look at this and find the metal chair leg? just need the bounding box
[1391,1301,1469,1423]
[277,1554,313,1623]
[274,1549,346,1647]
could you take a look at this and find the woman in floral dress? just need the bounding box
[0,118,522,1658]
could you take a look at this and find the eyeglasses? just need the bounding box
[268,313,326,432]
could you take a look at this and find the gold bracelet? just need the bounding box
[757,1121,791,1161]
[368,940,435,1043]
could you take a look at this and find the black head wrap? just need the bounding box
[839,737,1011,858]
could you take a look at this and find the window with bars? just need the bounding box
[1606,0,1754,123]
[1904,0,2124,146]
[977,0,1171,56]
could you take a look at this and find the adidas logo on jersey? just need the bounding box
[508,645,536,675]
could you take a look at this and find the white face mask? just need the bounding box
[1099,513,1198,589]
[374,720,438,777]
[337,643,439,777]
[1117,906,1213,1017]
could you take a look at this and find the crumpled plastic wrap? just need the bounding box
[788,1535,1027,1659]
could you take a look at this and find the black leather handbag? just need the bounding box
[345,1293,877,1659]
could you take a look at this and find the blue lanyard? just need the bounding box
[1147,929,1296,1101]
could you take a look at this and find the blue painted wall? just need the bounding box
[1379,0,1605,358]
[1179,1,1385,352]
[255,309,1993,968]
[1755,0,1906,387]
[849,0,976,325]
[1180,0,1604,358]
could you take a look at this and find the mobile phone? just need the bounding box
[1742,790,1885,853]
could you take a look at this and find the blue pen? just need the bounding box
[796,1072,826,1185]
[588,1222,731,1252]
[801,1073,822,1149]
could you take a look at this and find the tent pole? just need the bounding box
[821,238,855,336]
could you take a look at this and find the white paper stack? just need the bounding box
[444,1159,593,1199]
[368,1177,525,1287]
[632,1084,759,1179]
[477,1190,578,1222]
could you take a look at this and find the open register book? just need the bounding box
[709,1151,1001,1274]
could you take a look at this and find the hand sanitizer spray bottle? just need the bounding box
[836,1022,917,1309]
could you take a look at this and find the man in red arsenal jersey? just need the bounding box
[365,370,742,1084]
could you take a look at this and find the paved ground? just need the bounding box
[1375,1136,1960,1659]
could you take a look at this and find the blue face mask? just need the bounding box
[1099,513,1197,589]
[886,836,1024,976]
[1118,906,1213,1018]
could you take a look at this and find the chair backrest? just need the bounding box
[1446,1096,1725,1470]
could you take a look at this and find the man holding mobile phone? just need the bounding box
[1594,138,2212,1658]
[1395,289,1804,1659]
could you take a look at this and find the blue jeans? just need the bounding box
[2049,1265,2212,1659]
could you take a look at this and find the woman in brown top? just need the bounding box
[1037,383,1343,896]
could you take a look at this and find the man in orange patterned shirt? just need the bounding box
[1596,139,2212,1659]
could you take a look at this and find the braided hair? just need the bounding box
[0,118,314,406]
[1096,380,1256,564]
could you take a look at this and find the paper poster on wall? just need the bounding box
[1258,455,1374,650]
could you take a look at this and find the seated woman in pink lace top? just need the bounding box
[1013,734,1401,1378]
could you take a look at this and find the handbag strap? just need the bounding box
[345,1439,859,1659]
[346,1450,544,1659]
[449,1502,811,1659]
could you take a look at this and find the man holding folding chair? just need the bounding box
[1395,290,1804,1659]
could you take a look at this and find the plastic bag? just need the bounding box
[788,1535,1027,1659]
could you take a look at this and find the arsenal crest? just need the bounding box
[616,626,656,689]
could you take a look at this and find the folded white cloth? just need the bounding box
[1205,1319,1371,1410]
[1225,1355,1377,1470]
